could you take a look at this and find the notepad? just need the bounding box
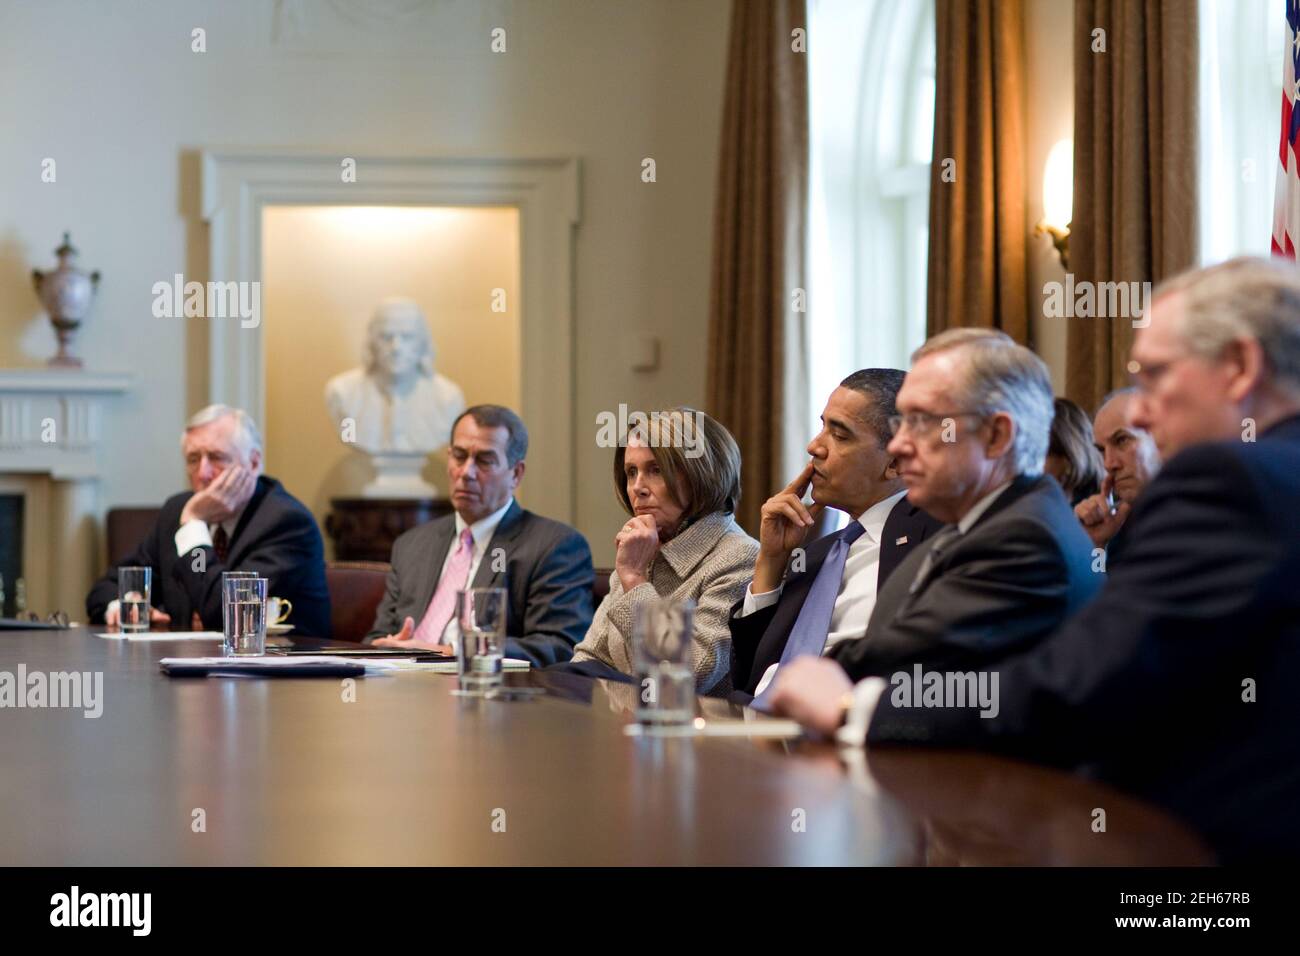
[395,658,533,674]
[622,719,804,738]
[159,655,372,677]
[98,631,223,641]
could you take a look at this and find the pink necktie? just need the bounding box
[413,528,475,645]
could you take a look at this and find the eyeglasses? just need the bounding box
[1128,358,1176,392]
[887,411,988,438]
[17,610,70,628]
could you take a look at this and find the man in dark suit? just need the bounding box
[771,257,1300,861]
[823,330,1100,681]
[86,404,330,636]
[728,369,945,703]
[1072,387,1161,568]
[370,405,593,667]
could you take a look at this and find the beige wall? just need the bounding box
[0,0,731,573]
[1,0,1076,590]
[261,205,521,554]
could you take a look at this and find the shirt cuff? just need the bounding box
[836,677,888,747]
[174,519,213,557]
[739,581,783,617]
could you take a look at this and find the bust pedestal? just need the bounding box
[362,452,438,498]
[325,497,453,562]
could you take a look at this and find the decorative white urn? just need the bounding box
[31,232,100,368]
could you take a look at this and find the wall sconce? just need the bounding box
[1035,138,1073,269]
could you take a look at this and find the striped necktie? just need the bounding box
[751,521,866,710]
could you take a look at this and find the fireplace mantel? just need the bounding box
[0,368,132,479]
[0,368,132,618]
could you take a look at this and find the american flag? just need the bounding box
[1273,0,1300,257]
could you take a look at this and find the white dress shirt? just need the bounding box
[174,513,243,558]
[432,498,515,645]
[742,490,908,696]
[837,480,1014,746]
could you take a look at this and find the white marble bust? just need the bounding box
[324,298,466,455]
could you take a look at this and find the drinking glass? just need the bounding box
[223,575,267,656]
[117,567,152,633]
[454,588,508,695]
[221,570,257,636]
[632,597,697,728]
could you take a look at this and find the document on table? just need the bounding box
[160,655,378,677]
[98,631,223,641]
[390,658,532,674]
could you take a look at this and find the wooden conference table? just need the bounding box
[0,628,1212,865]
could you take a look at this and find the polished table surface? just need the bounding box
[0,628,1213,865]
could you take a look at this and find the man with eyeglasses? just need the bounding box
[770,257,1300,862]
[369,404,594,666]
[764,328,1098,697]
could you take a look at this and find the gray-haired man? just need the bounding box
[86,404,331,635]
[771,257,1300,862]
[795,328,1102,683]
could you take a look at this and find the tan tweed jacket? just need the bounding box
[571,511,759,696]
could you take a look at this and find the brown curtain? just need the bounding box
[707,0,809,535]
[927,0,1029,343]
[1067,0,1198,410]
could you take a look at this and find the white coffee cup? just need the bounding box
[266,597,293,625]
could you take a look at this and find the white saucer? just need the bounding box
[267,623,293,635]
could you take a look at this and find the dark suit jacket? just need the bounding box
[367,500,594,667]
[728,497,946,696]
[86,475,331,637]
[867,415,1300,862]
[830,474,1101,680]
[1105,516,1133,567]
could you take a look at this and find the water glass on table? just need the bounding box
[632,597,697,730]
[454,587,508,696]
[117,566,152,633]
[223,575,267,656]
[221,570,257,636]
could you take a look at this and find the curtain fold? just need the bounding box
[927,0,1029,343]
[1067,0,1199,410]
[707,0,809,534]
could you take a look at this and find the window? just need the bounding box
[1198,0,1281,262]
[808,0,935,438]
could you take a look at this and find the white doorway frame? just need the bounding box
[200,150,581,521]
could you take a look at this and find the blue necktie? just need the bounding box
[751,520,866,709]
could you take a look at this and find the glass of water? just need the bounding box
[221,570,257,636]
[223,575,267,656]
[632,597,697,729]
[455,587,508,696]
[117,566,152,633]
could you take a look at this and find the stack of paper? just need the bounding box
[99,631,223,641]
[160,655,370,677]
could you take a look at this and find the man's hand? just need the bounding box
[105,596,171,630]
[1074,475,1131,549]
[181,465,257,526]
[372,616,453,654]
[752,462,824,593]
[768,656,853,737]
[614,514,661,593]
